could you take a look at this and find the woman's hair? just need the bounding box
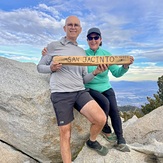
[99,35,102,46]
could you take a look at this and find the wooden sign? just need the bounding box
[53,56,131,66]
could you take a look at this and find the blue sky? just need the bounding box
[0,0,163,81]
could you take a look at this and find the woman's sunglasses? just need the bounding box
[87,35,100,41]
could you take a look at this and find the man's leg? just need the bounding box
[59,123,72,163]
[80,100,109,156]
[80,100,106,141]
[51,92,76,162]
[74,90,108,155]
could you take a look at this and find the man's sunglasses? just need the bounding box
[87,36,100,41]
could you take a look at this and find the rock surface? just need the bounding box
[0,56,163,163]
[74,106,163,163]
[0,57,90,163]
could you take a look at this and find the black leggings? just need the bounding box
[89,88,123,139]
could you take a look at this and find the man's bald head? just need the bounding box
[63,15,82,42]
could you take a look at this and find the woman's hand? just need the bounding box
[123,56,134,69]
[42,47,48,56]
[93,64,109,76]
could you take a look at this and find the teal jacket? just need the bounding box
[85,47,129,93]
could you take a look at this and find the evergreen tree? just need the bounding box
[141,75,163,115]
[157,75,163,104]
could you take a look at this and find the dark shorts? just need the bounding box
[50,89,93,126]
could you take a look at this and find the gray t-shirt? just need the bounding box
[37,37,95,93]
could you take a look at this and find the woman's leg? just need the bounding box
[102,88,123,140]
[103,88,130,152]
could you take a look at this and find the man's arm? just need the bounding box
[37,55,53,73]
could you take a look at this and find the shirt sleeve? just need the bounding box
[82,66,95,84]
[109,64,129,77]
[37,55,53,73]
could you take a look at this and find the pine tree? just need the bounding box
[141,75,163,115]
[157,75,163,104]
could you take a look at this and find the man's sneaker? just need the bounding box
[101,132,117,143]
[86,139,109,156]
[114,137,130,152]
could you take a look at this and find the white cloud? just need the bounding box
[0,0,163,81]
[110,65,163,81]
[0,8,64,46]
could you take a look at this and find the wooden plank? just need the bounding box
[53,56,131,66]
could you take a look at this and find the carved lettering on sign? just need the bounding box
[53,56,131,66]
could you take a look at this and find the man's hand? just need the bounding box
[93,64,109,76]
[50,62,62,72]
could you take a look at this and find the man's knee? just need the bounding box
[95,109,106,126]
[59,124,71,140]
[100,113,107,125]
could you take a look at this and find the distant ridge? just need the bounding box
[110,80,158,107]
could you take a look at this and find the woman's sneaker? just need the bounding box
[117,137,126,144]
[86,139,109,156]
[114,137,130,152]
[101,132,117,143]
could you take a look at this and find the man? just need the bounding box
[37,15,109,163]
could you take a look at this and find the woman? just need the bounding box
[84,27,134,152]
